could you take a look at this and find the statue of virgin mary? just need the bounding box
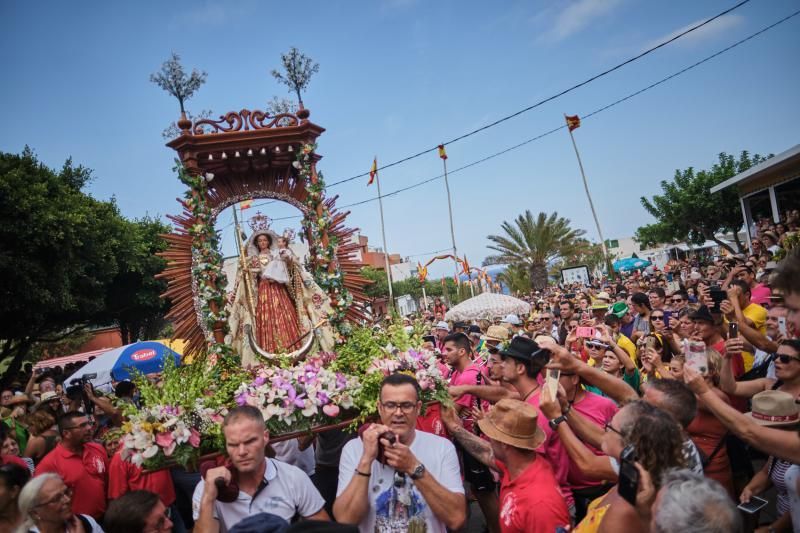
[227,213,335,367]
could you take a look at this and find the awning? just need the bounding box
[34,347,111,370]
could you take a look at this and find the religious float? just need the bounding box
[116,99,450,470]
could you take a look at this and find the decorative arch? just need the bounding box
[157,107,369,359]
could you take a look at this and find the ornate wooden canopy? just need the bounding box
[157,107,370,358]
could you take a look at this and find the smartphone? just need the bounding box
[645,336,656,350]
[709,287,726,312]
[778,316,788,336]
[685,339,709,375]
[728,322,738,339]
[737,495,768,514]
[545,369,561,400]
[618,444,640,506]
[576,326,596,338]
[377,430,397,465]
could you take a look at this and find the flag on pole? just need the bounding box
[565,115,581,132]
[417,262,428,282]
[453,274,459,285]
[438,144,447,160]
[460,256,470,276]
[240,199,253,210]
[368,157,378,186]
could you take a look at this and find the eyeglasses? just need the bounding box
[604,423,623,437]
[671,298,685,303]
[380,401,417,413]
[144,507,173,532]
[651,315,665,321]
[585,342,609,350]
[35,487,72,507]
[777,354,800,364]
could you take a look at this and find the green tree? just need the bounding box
[0,149,129,385]
[553,238,606,274]
[496,264,530,295]
[104,216,171,344]
[150,52,207,114]
[484,211,586,291]
[635,151,771,253]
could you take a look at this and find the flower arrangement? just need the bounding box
[233,355,360,434]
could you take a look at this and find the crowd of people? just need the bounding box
[0,214,798,532]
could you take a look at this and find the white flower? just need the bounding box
[143,445,160,459]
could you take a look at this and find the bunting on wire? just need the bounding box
[240,199,253,210]
[565,115,581,132]
[438,144,448,160]
[368,157,378,186]
[417,262,428,283]
[460,256,471,276]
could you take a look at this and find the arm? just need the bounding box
[449,384,518,403]
[440,406,496,470]
[740,461,771,503]
[24,371,36,397]
[607,336,636,373]
[564,408,605,449]
[23,435,43,461]
[685,367,800,464]
[717,338,771,398]
[730,296,779,353]
[332,424,386,525]
[540,387,617,480]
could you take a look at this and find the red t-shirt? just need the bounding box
[36,443,108,519]
[711,338,747,412]
[568,391,618,490]
[525,390,573,507]
[108,450,176,506]
[495,457,570,533]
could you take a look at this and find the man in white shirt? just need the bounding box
[193,406,328,532]
[334,373,466,532]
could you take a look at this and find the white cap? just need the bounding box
[435,321,450,331]
[502,314,521,325]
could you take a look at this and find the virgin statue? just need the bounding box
[227,213,335,366]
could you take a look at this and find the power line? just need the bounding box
[266,8,798,220]
[325,0,754,187]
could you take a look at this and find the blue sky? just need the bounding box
[2,0,799,277]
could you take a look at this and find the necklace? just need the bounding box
[521,384,540,401]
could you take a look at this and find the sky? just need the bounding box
[2,0,799,278]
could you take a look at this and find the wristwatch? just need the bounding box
[549,414,568,430]
[409,463,426,480]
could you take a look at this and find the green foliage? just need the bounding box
[496,264,530,295]
[635,151,771,253]
[271,47,319,105]
[150,52,207,114]
[484,211,586,291]
[360,266,464,306]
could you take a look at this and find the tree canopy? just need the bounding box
[635,151,771,253]
[0,149,169,384]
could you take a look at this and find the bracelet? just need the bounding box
[355,469,371,477]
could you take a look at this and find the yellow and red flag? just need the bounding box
[565,115,581,132]
[240,199,252,210]
[438,144,447,160]
[460,256,471,276]
[417,262,428,283]
[368,157,378,186]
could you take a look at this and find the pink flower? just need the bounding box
[322,404,340,417]
[155,432,175,449]
[188,428,201,448]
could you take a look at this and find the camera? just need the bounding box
[68,373,98,415]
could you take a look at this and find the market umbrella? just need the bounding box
[64,340,182,391]
[445,292,531,322]
[613,257,652,272]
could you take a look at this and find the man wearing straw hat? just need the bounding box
[441,399,569,532]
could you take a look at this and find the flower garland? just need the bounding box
[295,144,353,338]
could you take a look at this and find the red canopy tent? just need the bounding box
[33,347,110,370]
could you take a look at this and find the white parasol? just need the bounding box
[445,293,531,322]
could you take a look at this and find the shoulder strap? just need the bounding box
[77,514,93,532]
[701,432,730,468]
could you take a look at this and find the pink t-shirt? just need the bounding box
[450,362,487,432]
[750,284,772,306]
[568,391,619,490]
[525,390,573,507]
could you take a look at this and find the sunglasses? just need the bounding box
[651,315,665,321]
[585,342,609,350]
[777,354,800,364]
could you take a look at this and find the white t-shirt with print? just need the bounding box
[337,429,464,533]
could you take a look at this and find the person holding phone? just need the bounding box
[737,390,799,533]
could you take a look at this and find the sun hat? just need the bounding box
[477,399,546,450]
[502,314,521,326]
[481,325,510,343]
[595,291,611,303]
[435,321,450,331]
[744,390,799,426]
[609,302,629,319]
[39,391,60,402]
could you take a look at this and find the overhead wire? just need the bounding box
[325,0,754,187]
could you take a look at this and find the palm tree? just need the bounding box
[484,211,586,291]
[495,264,530,295]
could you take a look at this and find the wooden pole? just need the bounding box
[374,163,394,311]
[441,155,461,291]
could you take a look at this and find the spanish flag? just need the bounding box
[368,157,377,186]
[240,199,253,210]
[565,115,581,132]
[438,144,447,160]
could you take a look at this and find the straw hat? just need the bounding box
[477,399,546,450]
[39,391,61,403]
[744,390,799,426]
[481,325,510,343]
